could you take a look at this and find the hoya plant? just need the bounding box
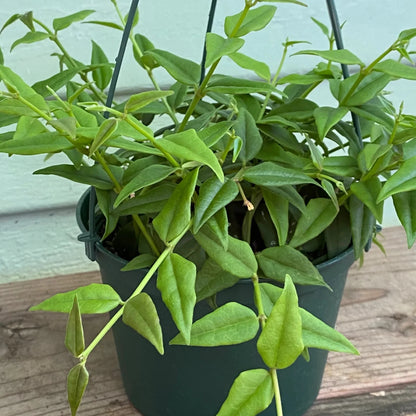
[1,0,416,415]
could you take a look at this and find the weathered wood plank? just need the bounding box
[0,226,415,415]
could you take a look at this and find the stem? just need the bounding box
[111,0,178,124]
[340,45,395,106]
[178,2,252,132]
[271,369,284,416]
[94,152,160,256]
[81,225,189,360]
[258,44,289,121]
[251,273,267,329]
[299,79,324,99]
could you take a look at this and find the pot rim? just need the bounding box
[76,187,355,271]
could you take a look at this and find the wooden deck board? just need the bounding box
[0,226,415,415]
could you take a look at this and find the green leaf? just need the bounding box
[257,275,304,369]
[314,106,348,140]
[145,49,200,85]
[306,136,324,171]
[262,187,289,245]
[374,59,416,80]
[393,190,416,248]
[243,161,316,187]
[0,46,4,66]
[377,156,416,202]
[258,0,306,4]
[124,90,173,113]
[277,73,326,85]
[91,41,112,90]
[351,177,383,223]
[157,253,196,345]
[83,20,123,30]
[293,49,364,66]
[202,209,230,250]
[289,198,338,248]
[34,164,116,190]
[1,13,22,34]
[194,230,258,278]
[123,293,164,354]
[195,258,240,302]
[170,302,259,346]
[153,168,199,243]
[89,118,118,155]
[121,254,156,271]
[67,364,89,416]
[217,369,274,416]
[95,188,119,239]
[398,28,416,41]
[268,98,318,121]
[114,164,177,208]
[300,308,359,354]
[207,75,276,94]
[157,129,224,181]
[0,132,73,155]
[198,121,234,147]
[0,65,49,111]
[259,283,283,316]
[257,246,329,287]
[65,295,85,357]
[322,156,360,177]
[349,195,376,259]
[32,67,86,97]
[11,31,50,51]
[53,10,95,32]
[234,108,263,164]
[224,5,276,38]
[229,52,271,80]
[205,33,244,68]
[193,177,238,233]
[114,183,174,216]
[30,283,122,314]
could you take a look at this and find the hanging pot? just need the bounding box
[77,188,355,416]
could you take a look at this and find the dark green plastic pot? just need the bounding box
[77,189,355,416]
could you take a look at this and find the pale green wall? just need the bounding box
[0,1,415,281]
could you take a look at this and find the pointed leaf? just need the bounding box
[377,156,416,202]
[170,302,259,346]
[207,75,276,94]
[293,49,364,66]
[374,59,416,80]
[157,129,223,181]
[257,275,304,369]
[11,31,50,51]
[257,246,329,287]
[217,369,273,416]
[95,188,119,239]
[114,164,177,207]
[234,108,263,163]
[351,177,383,223]
[314,106,348,140]
[157,253,196,345]
[393,190,416,248]
[145,49,200,85]
[153,168,199,243]
[30,283,122,314]
[198,121,234,147]
[350,195,376,259]
[91,40,112,90]
[300,308,359,354]
[229,52,271,80]
[53,10,95,32]
[67,364,89,416]
[244,161,316,187]
[65,295,85,357]
[124,90,173,113]
[194,230,257,278]
[123,293,164,354]
[195,258,240,302]
[289,198,338,248]
[121,254,156,271]
[89,118,118,155]
[0,132,73,155]
[205,33,244,68]
[224,5,276,38]
[34,164,116,190]
[193,177,238,233]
